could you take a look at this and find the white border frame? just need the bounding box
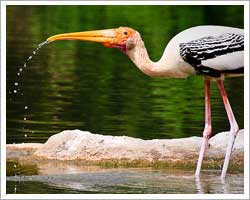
[1,1,249,199]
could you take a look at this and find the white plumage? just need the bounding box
[202,51,243,72]
[161,25,244,77]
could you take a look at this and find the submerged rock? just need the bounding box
[7,130,244,169]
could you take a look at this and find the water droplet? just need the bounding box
[13,90,17,93]
[14,82,18,86]
[24,134,27,138]
[38,40,48,48]
[21,93,24,96]
[24,106,28,110]
[19,68,23,72]
[17,72,20,76]
[24,63,27,67]
[24,117,27,120]
[28,56,32,60]
[33,51,36,55]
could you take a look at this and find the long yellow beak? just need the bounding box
[47,29,117,44]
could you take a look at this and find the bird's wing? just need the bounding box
[179,33,244,77]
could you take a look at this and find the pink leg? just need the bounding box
[195,78,212,177]
[217,80,239,178]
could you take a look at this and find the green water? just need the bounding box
[6,171,244,194]
[6,160,244,194]
[7,5,244,143]
[6,5,244,194]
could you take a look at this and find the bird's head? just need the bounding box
[47,27,138,53]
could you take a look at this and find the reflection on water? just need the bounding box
[7,169,244,194]
[6,159,244,194]
[7,6,244,144]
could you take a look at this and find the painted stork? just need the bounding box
[47,25,244,178]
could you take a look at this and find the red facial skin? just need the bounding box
[102,27,136,53]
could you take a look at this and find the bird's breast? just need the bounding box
[151,59,196,78]
[153,45,196,78]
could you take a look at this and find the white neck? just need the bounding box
[126,36,157,76]
[125,32,194,78]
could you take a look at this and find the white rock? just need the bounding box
[28,129,244,162]
[209,129,244,150]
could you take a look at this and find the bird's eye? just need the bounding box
[123,31,128,35]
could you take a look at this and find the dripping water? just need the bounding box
[22,40,49,73]
[13,40,49,91]
[11,40,49,140]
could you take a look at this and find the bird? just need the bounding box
[47,25,244,178]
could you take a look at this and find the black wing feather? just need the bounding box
[180,33,244,77]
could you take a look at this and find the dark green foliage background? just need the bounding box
[6,5,244,143]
